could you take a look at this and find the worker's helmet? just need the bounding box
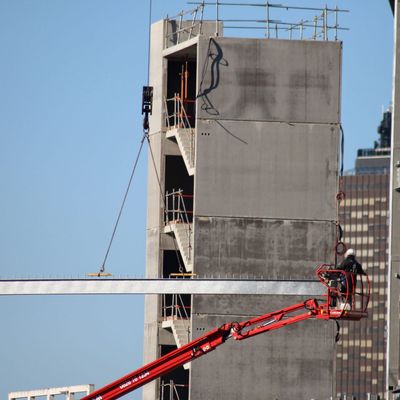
[344,248,355,258]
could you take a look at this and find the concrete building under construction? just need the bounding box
[144,5,343,400]
[5,2,400,400]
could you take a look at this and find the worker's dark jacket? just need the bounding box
[339,255,366,275]
[338,255,366,293]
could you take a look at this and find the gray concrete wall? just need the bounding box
[190,37,341,400]
[196,37,341,124]
[194,217,336,280]
[190,214,334,399]
[195,120,339,220]
[190,311,334,400]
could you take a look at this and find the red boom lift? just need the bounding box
[82,265,370,400]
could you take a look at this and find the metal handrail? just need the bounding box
[162,293,191,321]
[164,97,171,129]
[179,193,192,227]
[164,189,193,225]
[316,264,371,315]
[177,293,190,320]
[165,4,205,48]
[164,2,349,43]
[179,98,195,130]
[165,95,194,130]
[165,189,193,262]
[160,380,189,400]
[162,293,191,345]
[164,96,195,168]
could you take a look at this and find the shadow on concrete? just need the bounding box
[215,120,248,145]
[197,38,228,116]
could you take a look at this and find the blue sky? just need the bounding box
[0,1,394,398]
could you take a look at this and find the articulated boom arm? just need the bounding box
[82,324,231,400]
[83,266,370,400]
[82,298,328,400]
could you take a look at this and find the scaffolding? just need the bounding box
[160,381,189,400]
[165,189,193,225]
[164,1,349,47]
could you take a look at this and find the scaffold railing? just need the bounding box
[164,1,349,45]
[165,189,193,225]
[160,380,189,400]
[164,95,196,169]
[162,293,191,321]
[165,4,205,48]
[165,189,193,264]
[164,94,195,130]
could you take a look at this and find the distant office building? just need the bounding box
[355,108,391,175]
[336,108,391,399]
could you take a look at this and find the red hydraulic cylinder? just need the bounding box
[231,299,319,340]
[82,325,232,400]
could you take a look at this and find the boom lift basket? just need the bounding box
[316,264,370,321]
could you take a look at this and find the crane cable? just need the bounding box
[142,0,186,274]
[333,125,346,343]
[98,0,184,275]
[147,0,152,86]
[98,135,146,275]
[145,132,186,273]
[335,125,346,265]
[97,1,153,276]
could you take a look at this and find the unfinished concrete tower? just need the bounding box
[145,6,341,400]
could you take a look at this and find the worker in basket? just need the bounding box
[336,248,367,310]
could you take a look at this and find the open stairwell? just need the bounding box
[166,128,195,176]
[164,222,193,272]
[162,319,190,348]
[161,319,191,370]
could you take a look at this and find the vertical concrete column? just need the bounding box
[387,0,400,395]
[143,19,167,400]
